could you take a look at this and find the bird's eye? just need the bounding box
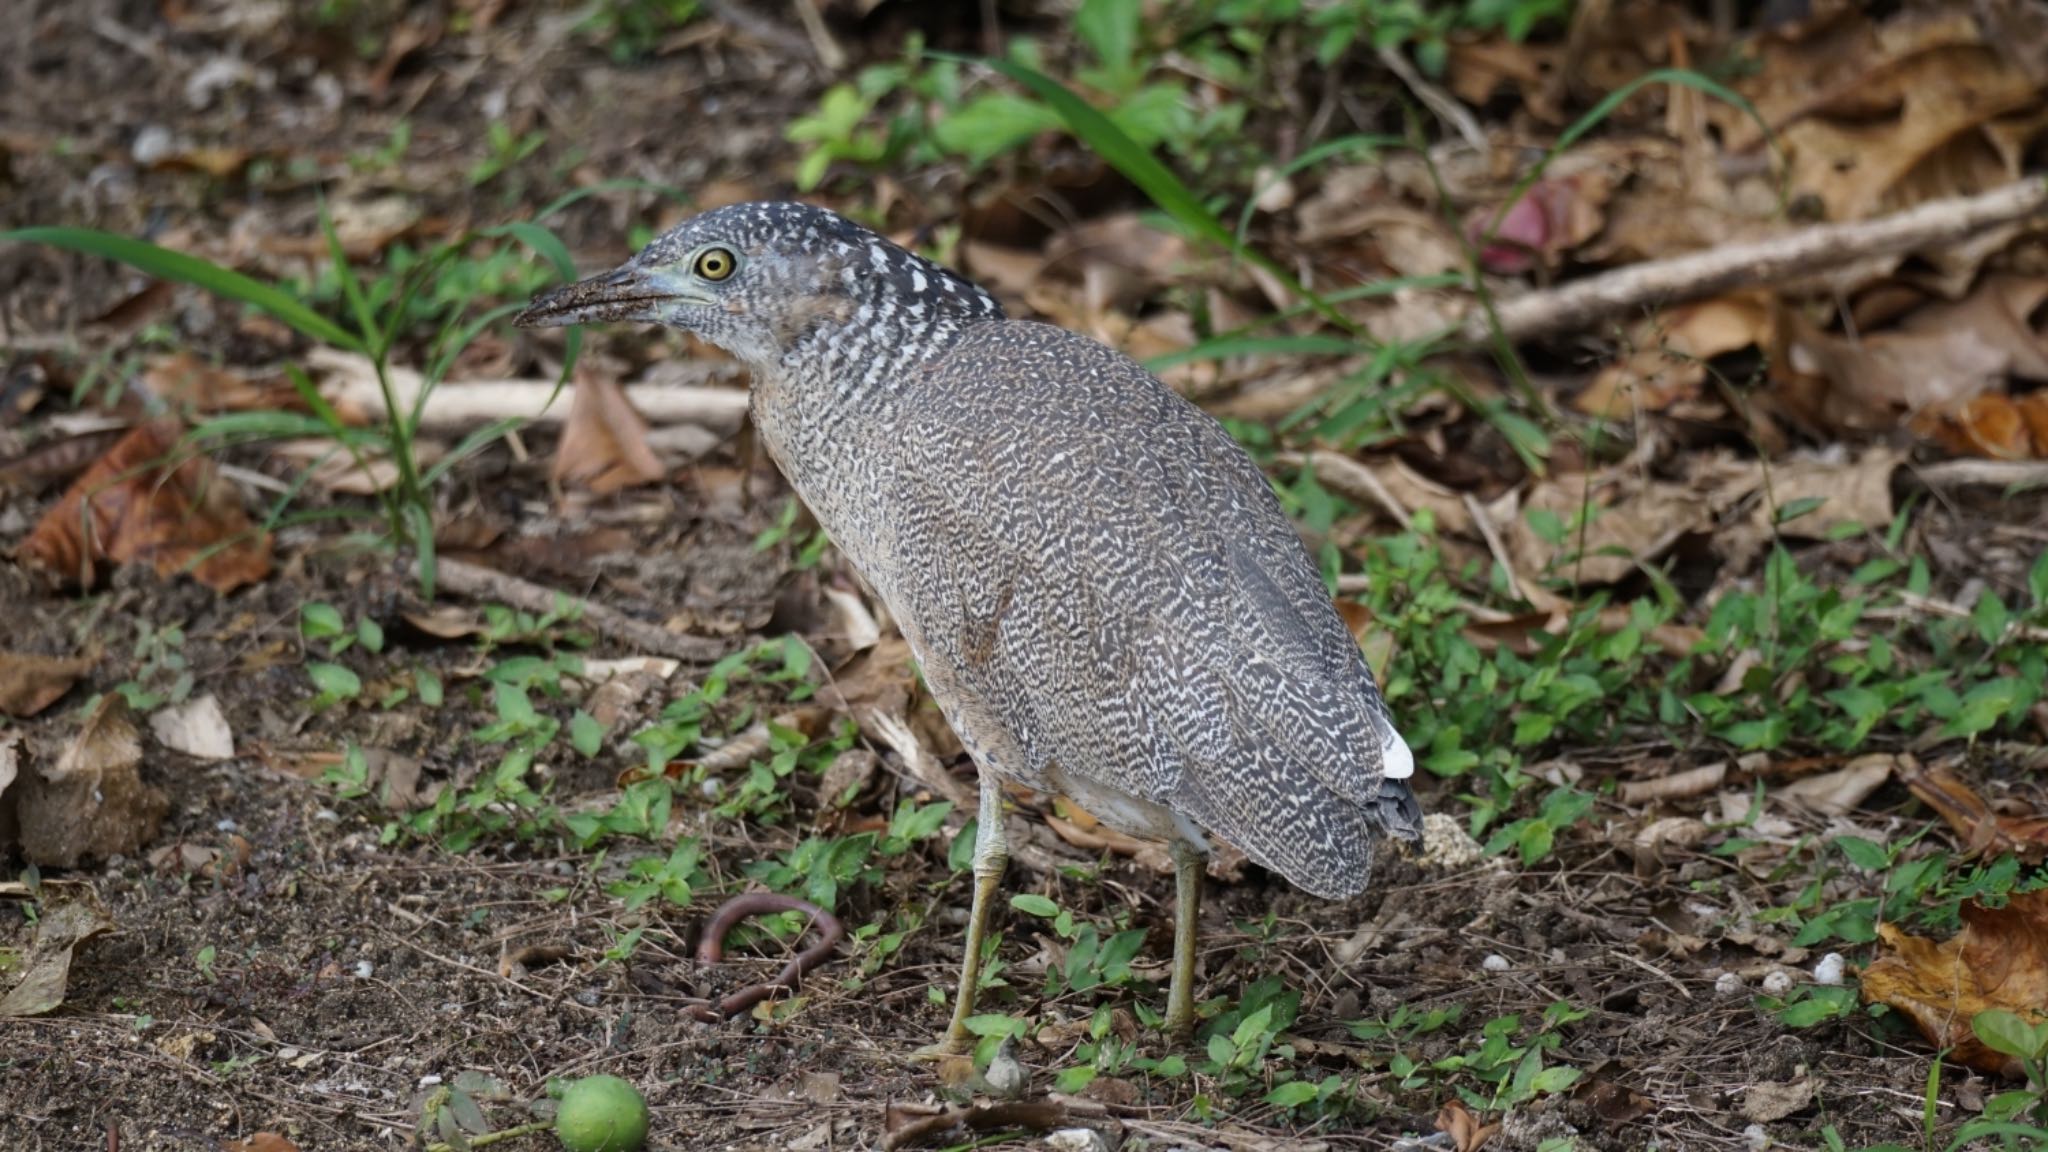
[694,247,737,281]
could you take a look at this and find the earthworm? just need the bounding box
[686,892,844,1022]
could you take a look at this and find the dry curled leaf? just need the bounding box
[20,418,272,593]
[1903,760,2048,861]
[1861,888,2048,1078]
[1435,1098,1500,1152]
[553,369,665,495]
[0,892,115,1017]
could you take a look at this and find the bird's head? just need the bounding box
[514,202,1003,374]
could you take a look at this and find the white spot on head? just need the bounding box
[911,270,927,292]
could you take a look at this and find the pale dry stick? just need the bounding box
[1462,490,1524,602]
[1868,591,2048,643]
[1375,42,1488,155]
[1281,449,1413,529]
[1613,949,1694,1001]
[1910,458,2048,492]
[1474,176,2048,344]
[309,347,749,433]
[431,554,730,662]
[788,0,847,70]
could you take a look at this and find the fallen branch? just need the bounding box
[430,555,730,662]
[311,347,750,433]
[1474,176,2048,344]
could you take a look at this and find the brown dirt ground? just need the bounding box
[1,2,2036,1150]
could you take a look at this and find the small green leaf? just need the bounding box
[307,663,361,700]
[1009,893,1059,918]
[1972,1009,2048,1062]
[1835,836,1890,872]
[1264,1080,1321,1108]
[301,603,345,640]
[570,710,603,758]
[963,1013,1022,1038]
[1773,496,1827,525]
[1053,1065,1097,1094]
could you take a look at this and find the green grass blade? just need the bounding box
[954,54,1357,334]
[421,416,531,488]
[533,180,693,223]
[0,228,361,351]
[485,220,578,281]
[319,202,381,350]
[1478,68,1775,245]
[1144,334,1360,372]
[1234,134,1401,248]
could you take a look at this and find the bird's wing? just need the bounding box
[875,322,1415,898]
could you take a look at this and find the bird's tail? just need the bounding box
[1372,776,1424,842]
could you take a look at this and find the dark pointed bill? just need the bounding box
[514,265,684,329]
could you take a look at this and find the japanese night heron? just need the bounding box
[515,201,1423,1048]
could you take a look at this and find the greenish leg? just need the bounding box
[935,773,1009,1054]
[1165,838,1203,1041]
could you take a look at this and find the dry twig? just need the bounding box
[1475,177,2048,344]
[431,555,730,662]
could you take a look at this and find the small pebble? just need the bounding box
[1761,970,1793,997]
[418,1074,443,1088]
[314,808,339,822]
[1481,954,1511,973]
[215,819,239,833]
[1743,1122,1770,1150]
[1043,1128,1110,1152]
[1714,972,1745,997]
[354,960,374,979]
[131,125,174,166]
[1812,953,1845,986]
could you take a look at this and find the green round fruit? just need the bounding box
[554,1075,649,1152]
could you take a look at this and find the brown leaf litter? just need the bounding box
[1862,888,2048,1078]
[19,418,273,593]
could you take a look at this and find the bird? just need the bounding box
[515,201,1423,1049]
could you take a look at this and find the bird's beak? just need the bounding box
[513,263,712,329]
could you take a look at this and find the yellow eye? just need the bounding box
[694,247,736,281]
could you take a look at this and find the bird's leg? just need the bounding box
[935,772,1008,1054]
[1165,838,1203,1041]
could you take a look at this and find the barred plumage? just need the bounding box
[517,200,1423,1046]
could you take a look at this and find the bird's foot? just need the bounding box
[908,1033,973,1062]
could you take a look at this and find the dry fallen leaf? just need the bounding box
[1510,476,1708,586]
[1777,277,2048,442]
[20,418,272,593]
[1776,753,1896,816]
[144,352,290,414]
[553,369,665,495]
[15,695,169,867]
[1861,889,2048,1078]
[1742,1076,1817,1123]
[0,892,115,1017]
[1577,294,1773,418]
[149,694,236,761]
[1903,760,2048,861]
[0,651,95,718]
[1435,1098,1500,1152]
